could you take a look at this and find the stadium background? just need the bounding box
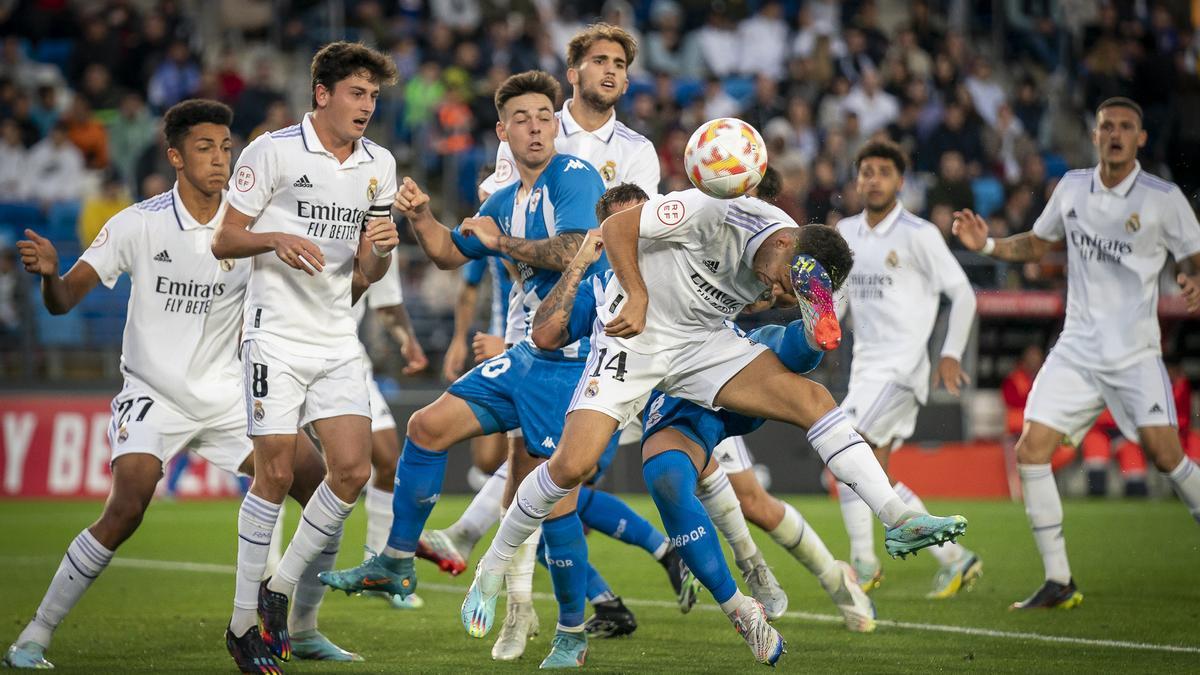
[1,0,1198,500]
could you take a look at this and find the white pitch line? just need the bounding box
[5,555,1198,656]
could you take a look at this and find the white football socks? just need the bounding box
[364,485,392,558]
[1019,463,1071,585]
[837,488,877,565]
[18,529,114,649]
[1167,457,1200,524]
[448,461,507,550]
[269,482,354,595]
[506,525,540,604]
[697,468,759,563]
[809,408,911,527]
[265,502,286,578]
[481,463,567,575]
[894,481,964,565]
[232,492,281,635]
[769,502,840,591]
[290,538,339,634]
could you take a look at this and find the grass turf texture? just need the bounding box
[2,496,1197,673]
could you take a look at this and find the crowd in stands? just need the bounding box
[2,0,1200,371]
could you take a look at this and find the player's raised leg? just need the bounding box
[419,460,508,576]
[714,353,967,557]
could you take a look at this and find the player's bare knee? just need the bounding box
[1014,435,1054,465]
[95,498,147,546]
[735,486,770,528]
[329,463,372,498]
[406,407,450,449]
[1141,430,1185,472]
[547,453,589,489]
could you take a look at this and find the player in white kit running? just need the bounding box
[3,101,329,670]
[465,144,970,664]
[834,140,982,598]
[952,97,1200,609]
[211,42,400,670]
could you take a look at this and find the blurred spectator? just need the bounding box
[1082,37,1132,112]
[1004,0,1062,72]
[737,1,788,80]
[30,84,60,136]
[22,122,85,206]
[134,132,172,200]
[141,172,170,200]
[432,0,483,35]
[643,2,696,78]
[841,68,898,136]
[231,58,284,140]
[403,62,446,136]
[965,59,1006,127]
[853,1,890,64]
[791,4,845,60]
[78,171,131,247]
[0,247,19,352]
[765,96,819,166]
[919,101,984,171]
[108,92,157,188]
[805,156,839,225]
[62,96,108,169]
[909,0,946,55]
[120,12,171,91]
[1011,79,1044,141]
[69,18,122,85]
[1,35,56,90]
[79,63,122,112]
[836,27,877,82]
[984,104,1029,183]
[0,118,26,199]
[742,75,785,134]
[213,51,246,104]
[815,75,850,131]
[248,100,294,141]
[147,40,201,112]
[695,11,739,78]
[885,28,932,81]
[926,150,973,213]
[700,77,739,122]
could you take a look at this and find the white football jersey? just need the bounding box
[479,98,660,197]
[79,184,249,420]
[596,189,797,353]
[1033,162,1200,370]
[227,113,397,358]
[837,202,973,392]
[354,254,404,324]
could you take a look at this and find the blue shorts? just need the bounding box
[641,390,764,461]
[448,341,620,465]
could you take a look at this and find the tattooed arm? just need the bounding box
[498,231,587,272]
[952,209,1054,262]
[531,230,604,350]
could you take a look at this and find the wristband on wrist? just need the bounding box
[371,243,391,258]
[980,237,996,256]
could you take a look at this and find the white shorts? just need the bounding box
[842,377,921,449]
[364,361,396,433]
[569,323,769,428]
[713,435,754,474]
[108,379,251,475]
[1025,351,1176,446]
[241,339,370,436]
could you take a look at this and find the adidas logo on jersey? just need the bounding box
[1149,403,1164,414]
[153,250,172,263]
[293,174,313,188]
[703,259,720,273]
[1067,208,1077,219]
[541,437,556,450]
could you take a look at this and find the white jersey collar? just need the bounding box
[1091,161,1140,198]
[860,200,905,237]
[299,112,375,166]
[170,182,225,231]
[560,98,616,143]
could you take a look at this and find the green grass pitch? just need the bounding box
[2,495,1198,672]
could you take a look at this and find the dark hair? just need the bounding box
[567,23,638,69]
[310,41,399,107]
[753,166,782,202]
[595,182,649,221]
[854,138,907,175]
[797,224,853,292]
[1096,96,1143,123]
[494,70,562,117]
[163,99,232,149]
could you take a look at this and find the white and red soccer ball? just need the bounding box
[683,118,768,199]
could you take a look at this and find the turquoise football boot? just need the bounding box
[3,642,53,669]
[318,553,415,598]
[291,630,363,662]
[539,631,588,669]
[884,514,968,559]
[461,565,504,638]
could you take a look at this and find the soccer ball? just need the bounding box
[683,118,768,199]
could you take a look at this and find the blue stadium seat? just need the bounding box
[673,78,703,106]
[32,39,74,72]
[971,176,1005,218]
[1042,153,1069,180]
[0,202,45,231]
[47,201,82,242]
[31,289,85,347]
[722,77,756,105]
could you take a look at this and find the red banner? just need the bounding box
[0,395,243,499]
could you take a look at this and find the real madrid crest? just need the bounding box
[584,379,599,398]
[885,250,899,269]
[367,177,379,201]
[219,259,235,272]
[117,423,128,444]
[253,400,265,422]
[1125,213,1141,233]
[601,160,617,183]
